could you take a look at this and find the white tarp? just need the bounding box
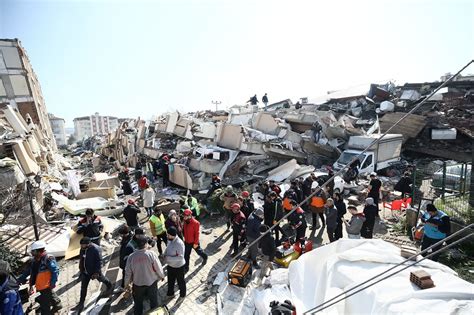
[288,239,474,314]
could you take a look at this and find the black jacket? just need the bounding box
[123,204,140,227]
[334,200,347,221]
[119,233,133,269]
[80,243,103,275]
[260,233,276,261]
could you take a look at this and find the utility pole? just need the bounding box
[212,100,221,111]
[26,179,40,241]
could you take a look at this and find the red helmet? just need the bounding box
[183,209,192,216]
[241,191,250,198]
[128,199,135,205]
[231,203,241,210]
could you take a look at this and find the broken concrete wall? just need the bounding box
[173,118,194,139]
[252,112,280,135]
[216,123,243,150]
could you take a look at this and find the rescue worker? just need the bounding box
[348,159,361,183]
[230,203,247,256]
[309,187,327,230]
[290,181,304,203]
[421,204,450,261]
[75,237,112,313]
[282,189,297,211]
[258,225,276,278]
[183,209,208,273]
[164,227,186,299]
[149,207,167,255]
[76,208,103,246]
[123,199,141,230]
[18,240,62,314]
[246,208,264,268]
[220,185,238,230]
[165,210,183,239]
[142,184,155,217]
[124,235,164,315]
[269,180,282,196]
[187,194,201,219]
[240,191,254,218]
[288,200,307,246]
[161,155,171,188]
[205,174,222,199]
[361,197,378,239]
[0,260,23,315]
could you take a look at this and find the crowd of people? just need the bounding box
[0,162,452,315]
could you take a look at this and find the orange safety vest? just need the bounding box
[311,196,325,208]
[35,256,53,291]
[282,198,292,210]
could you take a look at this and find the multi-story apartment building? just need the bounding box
[0,38,57,149]
[48,113,67,146]
[73,112,119,140]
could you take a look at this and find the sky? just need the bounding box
[1,0,473,127]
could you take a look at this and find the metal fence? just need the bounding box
[412,160,473,225]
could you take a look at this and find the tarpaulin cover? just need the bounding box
[288,239,474,314]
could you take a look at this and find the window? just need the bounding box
[362,154,373,169]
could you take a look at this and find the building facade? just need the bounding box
[0,38,57,149]
[74,112,119,140]
[48,113,67,146]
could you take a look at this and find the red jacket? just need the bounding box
[183,217,200,245]
[138,177,148,189]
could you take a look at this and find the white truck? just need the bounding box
[333,134,403,175]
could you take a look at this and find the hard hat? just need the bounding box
[128,199,135,205]
[241,191,250,198]
[231,203,241,210]
[225,185,233,192]
[31,240,46,251]
[183,209,192,216]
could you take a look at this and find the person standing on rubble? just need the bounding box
[183,209,208,273]
[76,209,104,246]
[123,199,141,230]
[333,192,347,240]
[187,194,201,219]
[124,235,164,315]
[149,207,167,256]
[205,174,222,199]
[145,159,154,182]
[324,199,338,243]
[348,159,361,184]
[161,155,171,187]
[142,184,155,217]
[220,186,238,230]
[230,203,247,256]
[240,191,254,218]
[246,208,264,268]
[269,180,282,196]
[262,93,269,111]
[309,187,327,230]
[17,241,62,314]
[394,172,412,199]
[290,181,304,203]
[361,197,378,239]
[165,210,183,239]
[247,94,259,105]
[74,237,113,313]
[288,200,308,246]
[258,225,276,277]
[367,172,382,213]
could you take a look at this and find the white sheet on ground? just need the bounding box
[253,284,291,315]
[288,239,474,314]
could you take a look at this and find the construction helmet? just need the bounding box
[225,185,233,193]
[31,240,46,251]
[231,203,241,210]
[241,191,250,198]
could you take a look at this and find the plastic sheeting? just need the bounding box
[288,239,474,314]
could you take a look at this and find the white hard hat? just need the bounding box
[31,240,47,251]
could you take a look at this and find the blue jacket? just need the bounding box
[246,213,262,239]
[0,276,24,315]
[422,210,450,239]
[80,243,103,275]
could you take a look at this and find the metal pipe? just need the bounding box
[27,180,40,241]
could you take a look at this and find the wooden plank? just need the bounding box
[379,113,426,141]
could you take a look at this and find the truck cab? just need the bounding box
[333,150,375,175]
